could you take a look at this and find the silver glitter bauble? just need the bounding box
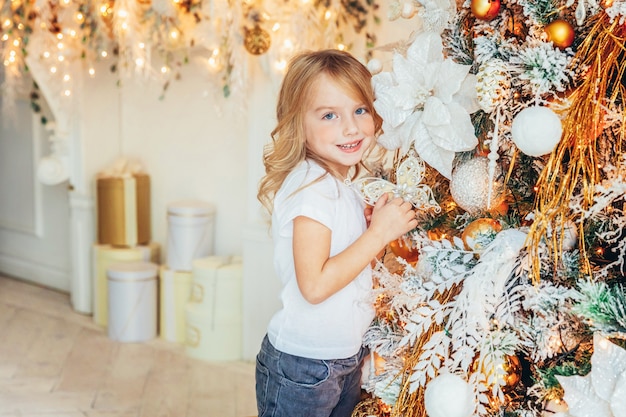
[450,157,504,214]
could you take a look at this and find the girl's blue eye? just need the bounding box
[323,113,336,120]
[355,107,368,115]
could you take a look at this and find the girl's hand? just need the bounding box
[368,194,417,244]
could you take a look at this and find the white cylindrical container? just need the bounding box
[166,200,216,272]
[107,261,158,343]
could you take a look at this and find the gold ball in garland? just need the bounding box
[461,218,502,252]
[244,25,271,55]
[470,0,501,21]
[544,19,575,49]
[389,235,419,265]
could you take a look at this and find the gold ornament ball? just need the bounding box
[461,218,502,252]
[244,25,271,55]
[544,20,575,49]
[389,236,419,265]
[502,354,523,392]
[470,0,501,21]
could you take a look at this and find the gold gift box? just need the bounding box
[97,174,151,247]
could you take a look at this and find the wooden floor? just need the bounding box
[0,274,257,417]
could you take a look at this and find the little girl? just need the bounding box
[256,49,417,417]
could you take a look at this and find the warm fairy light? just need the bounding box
[275,59,287,71]
[17,23,23,30]
[1,34,8,41]
[62,0,70,4]
[57,33,63,40]
[121,22,129,30]
[101,51,108,57]
[58,55,65,62]
[50,66,58,73]
[88,67,95,76]
[118,9,129,18]
[43,51,50,58]
[69,30,77,37]
[76,12,84,21]
[139,42,146,49]
[170,30,179,39]
[337,43,345,50]
[596,247,604,256]
[100,4,108,14]
[12,39,19,47]
[272,22,280,31]
[135,57,145,67]
[3,19,10,28]
[325,10,332,20]
[161,66,168,73]
[533,186,539,192]
[64,90,71,96]
[63,74,71,82]
[57,42,64,49]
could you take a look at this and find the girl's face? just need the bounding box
[303,73,375,178]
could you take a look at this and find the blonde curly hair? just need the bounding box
[257,49,383,216]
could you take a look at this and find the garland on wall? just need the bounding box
[0,0,379,117]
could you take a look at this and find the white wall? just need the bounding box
[81,57,254,258]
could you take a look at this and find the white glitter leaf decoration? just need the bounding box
[353,154,441,212]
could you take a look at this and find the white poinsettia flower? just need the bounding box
[556,333,626,417]
[372,31,479,179]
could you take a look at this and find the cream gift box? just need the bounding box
[166,200,215,271]
[107,261,158,343]
[185,256,242,361]
[159,266,192,343]
[97,173,151,247]
[93,243,160,326]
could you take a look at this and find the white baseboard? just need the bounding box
[0,253,69,292]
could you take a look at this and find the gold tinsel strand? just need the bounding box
[390,284,462,417]
[527,13,626,282]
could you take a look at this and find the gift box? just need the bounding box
[97,173,151,247]
[107,261,158,343]
[166,200,215,271]
[159,266,193,343]
[93,242,160,327]
[185,256,242,361]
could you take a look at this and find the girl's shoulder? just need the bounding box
[281,160,338,198]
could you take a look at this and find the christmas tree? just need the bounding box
[352,0,626,416]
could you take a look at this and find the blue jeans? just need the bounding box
[255,335,367,417]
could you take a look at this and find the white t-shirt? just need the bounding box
[267,159,375,360]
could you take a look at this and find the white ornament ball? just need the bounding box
[367,58,383,75]
[561,221,578,251]
[450,157,504,214]
[401,2,417,19]
[511,106,563,156]
[424,373,474,417]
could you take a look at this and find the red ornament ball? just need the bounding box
[544,19,575,49]
[471,0,501,21]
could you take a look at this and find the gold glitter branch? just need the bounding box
[527,13,626,282]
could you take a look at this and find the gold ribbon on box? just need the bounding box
[96,159,151,247]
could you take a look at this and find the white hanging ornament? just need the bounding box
[476,59,510,113]
[450,156,505,214]
[367,58,383,75]
[424,373,474,417]
[511,106,563,156]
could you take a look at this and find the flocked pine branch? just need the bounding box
[572,279,626,336]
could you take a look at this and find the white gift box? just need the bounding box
[159,266,192,343]
[107,261,158,343]
[92,243,160,327]
[166,200,215,272]
[185,256,242,361]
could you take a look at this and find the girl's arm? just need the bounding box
[293,194,417,304]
